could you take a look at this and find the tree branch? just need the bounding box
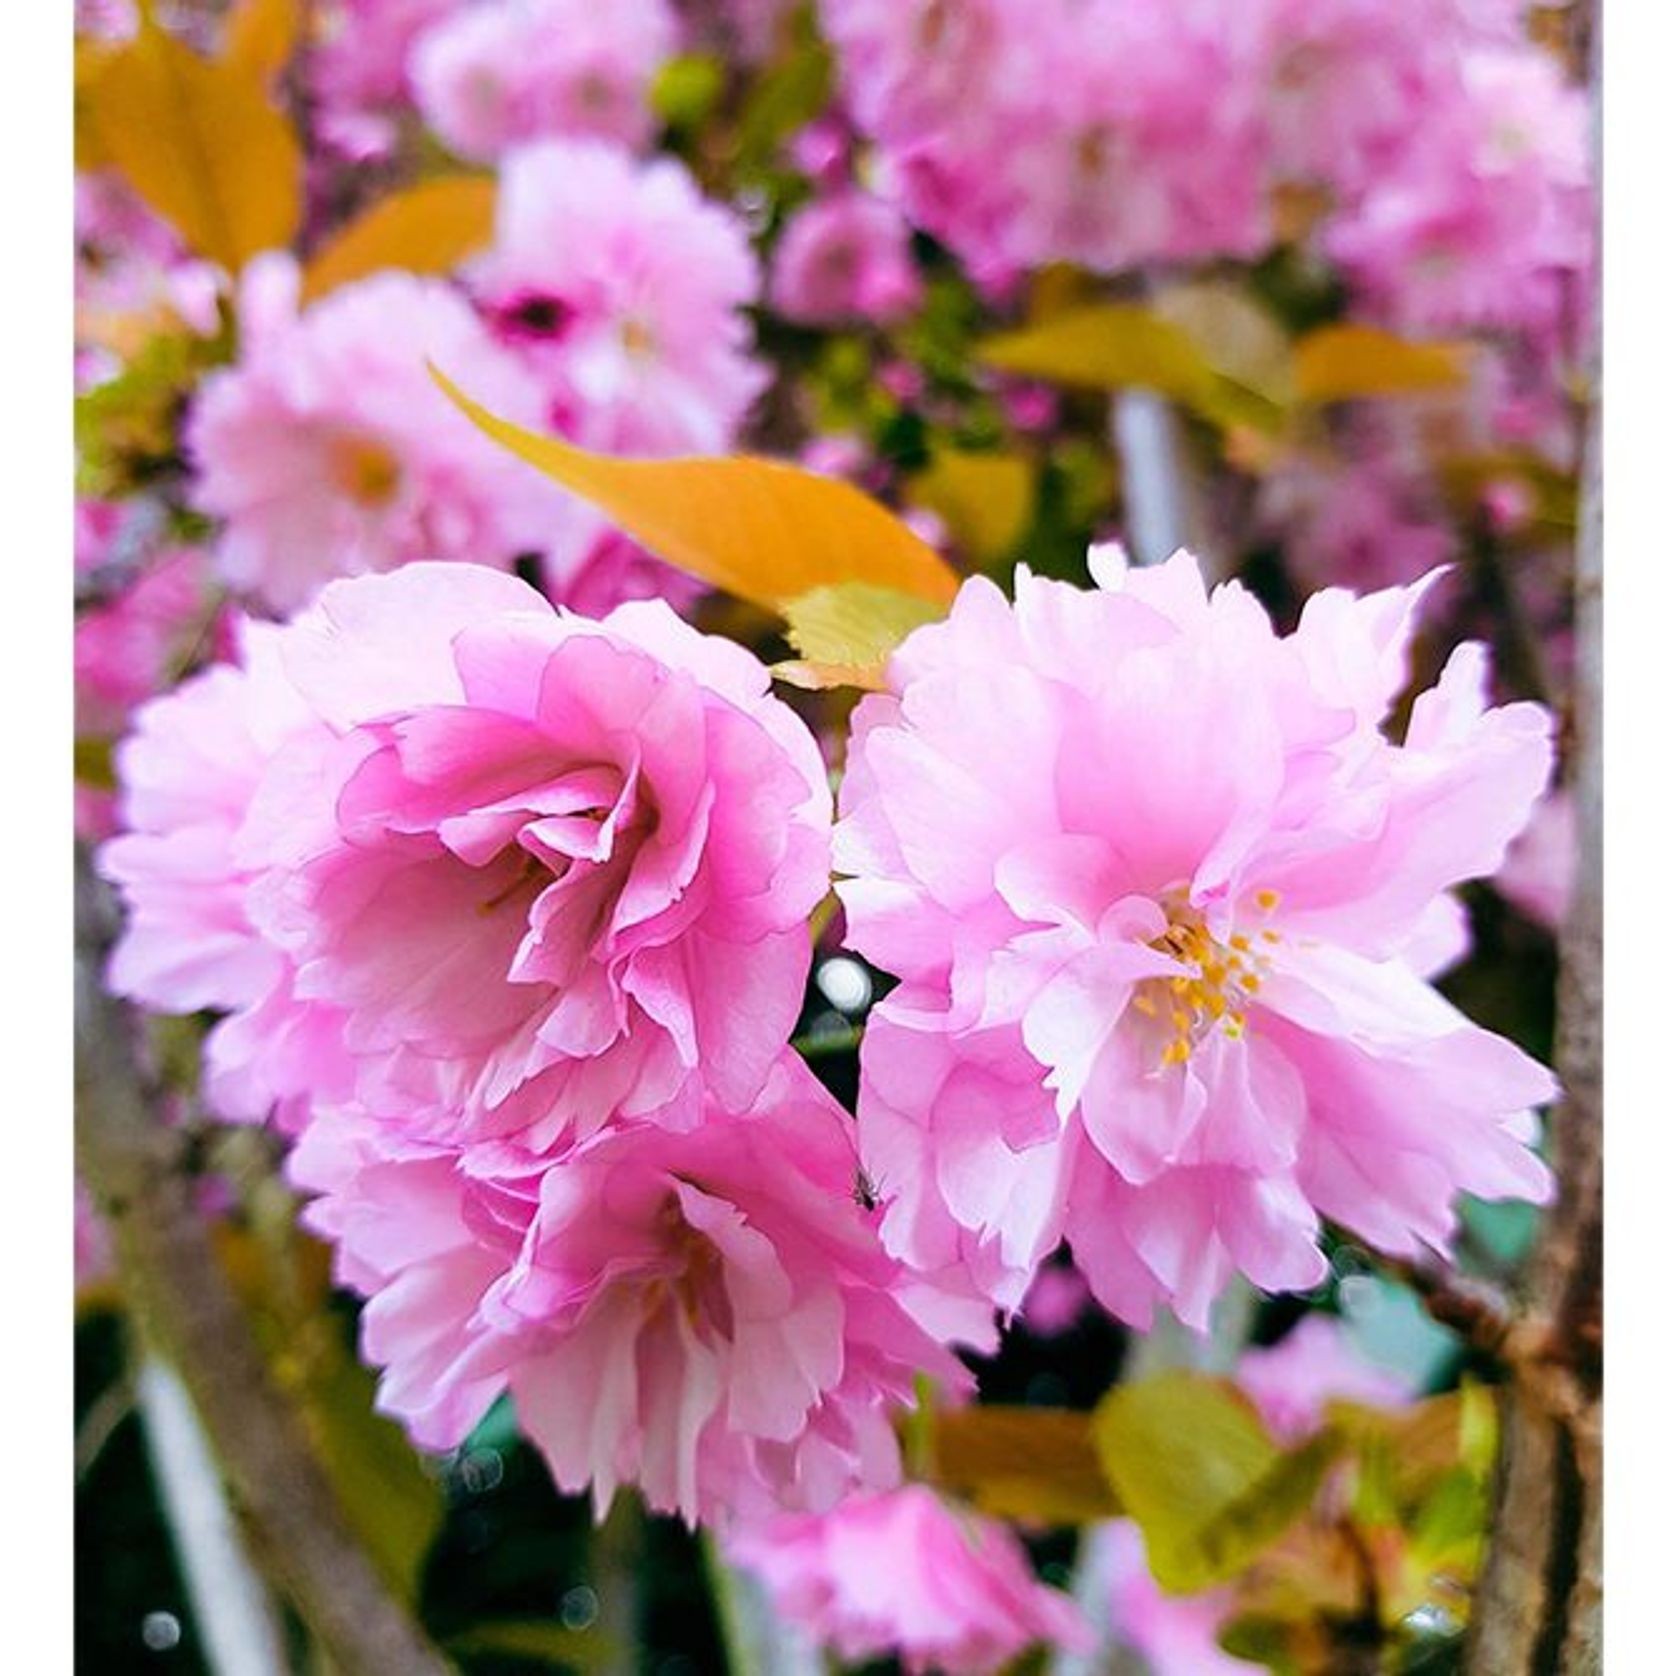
[74,850,454,1676]
[1465,13,1602,1659]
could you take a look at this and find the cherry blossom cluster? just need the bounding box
[821,0,1591,348]
[98,562,967,1525]
[98,547,1556,1539]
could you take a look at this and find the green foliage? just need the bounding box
[1093,1372,1341,1592]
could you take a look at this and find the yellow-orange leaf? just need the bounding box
[87,18,302,271]
[931,1406,1120,1525]
[302,176,499,304]
[222,0,301,81]
[1292,323,1470,404]
[775,582,944,691]
[433,369,962,612]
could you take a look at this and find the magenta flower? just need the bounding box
[769,190,924,328]
[292,1054,965,1525]
[471,140,767,456]
[730,1484,1090,1674]
[837,549,1557,1330]
[101,564,832,1147]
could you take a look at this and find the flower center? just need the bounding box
[1133,889,1283,1067]
[326,432,402,508]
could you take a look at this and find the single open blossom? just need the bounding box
[187,257,571,612]
[471,140,767,455]
[411,0,677,161]
[769,191,924,327]
[292,1054,964,1525]
[101,564,831,1147]
[729,1484,1090,1673]
[838,548,1556,1331]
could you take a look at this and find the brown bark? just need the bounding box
[75,854,454,1676]
[1465,33,1603,1652]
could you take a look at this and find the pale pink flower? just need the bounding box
[1235,1313,1413,1443]
[102,564,832,1147]
[76,546,215,739]
[730,1484,1090,1673]
[472,140,767,454]
[411,0,677,161]
[97,613,334,1125]
[1099,1522,1257,1675]
[186,257,571,612]
[1260,455,1457,595]
[838,549,1557,1331]
[1496,788,1577,933]
[823,0,1267,279]
[310,0,460,145]
[291,1054,964,1524]
[1253,0,1515,200]
[983,4,1269,274]
[769,191,923,327]
[1321,46,1592,345]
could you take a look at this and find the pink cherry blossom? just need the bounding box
[471,139,767,454]
[1260,455,1457,595]
[1099,1522,1258,1675]
[410,0,678,162]
[310,0,461,152]
[75,546,215,739]
[291,1053,964,1525]
[101,563,832,1146]
[838,548,1557,1330]
[186,257,573,612]
[1321,45,1592,346]
[769,191,923,327]
[1496,788,1577,933]
[1236,1313,1414,1443]
[822,0,1268,280]
[729,1484,1090,1673]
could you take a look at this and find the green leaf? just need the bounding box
[930,1406,1120,1526]
[650,52,726,130]
[1093,1372,1339,1591]
[445,1617,612,1667]
[775,581,944,690]
[299,1356,445,1604]
[431,368,961,612]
